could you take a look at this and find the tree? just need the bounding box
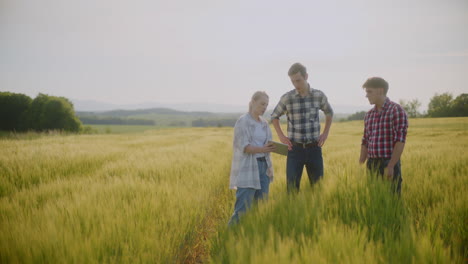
[450,93,468,117]
[427,93,454,117]
[42,97,80,131]
[399,99,421,118]
[26,93,82,132]
[0,92,82,132]
[347,111,366,121]
[25,93,49,130]
[0,92,32,131]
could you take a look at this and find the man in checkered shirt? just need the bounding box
[271,63,334,192]
[359,77,408,194]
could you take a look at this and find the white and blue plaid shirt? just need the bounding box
[229,113,274,190]
[271,85,333,143]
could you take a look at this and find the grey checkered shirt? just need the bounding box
[271,86,333,143]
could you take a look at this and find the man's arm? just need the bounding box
[270,94,291,148]
[385,105,408,178]
[360,113,369,164]
[385,142,405,178]
[272,118,292,150]
[318,93,333,147]
[359,145,368,164]
[318,114,332,147]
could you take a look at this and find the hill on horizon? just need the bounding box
[76,107,243,127]
[72,99,369,114]
[76,107,352,127]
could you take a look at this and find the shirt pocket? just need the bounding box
[308,103,320,121]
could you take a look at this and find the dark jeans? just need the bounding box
[286,145,323,192]
[366,158,403,195]
[228,159,270,226]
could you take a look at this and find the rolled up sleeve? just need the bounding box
[320,93,334,117]
[233,119,250,152]
[362,117,369,146]
[271,95,288,121]
[392,105,408,143]
[361,137,367,146]
[361,112,369,147]
[361,130,368,146]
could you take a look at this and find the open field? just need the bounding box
[87,124,162,134]
[212,117,467,263]
[0,118,467,263]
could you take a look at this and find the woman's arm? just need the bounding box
[244,142,275,154]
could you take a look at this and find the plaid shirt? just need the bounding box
[271,85,333,143]
[230,113,274,190]
[362,98,408,158]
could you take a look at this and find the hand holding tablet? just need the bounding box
[268,141,289,156]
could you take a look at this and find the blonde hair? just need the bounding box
[249,91,269,112]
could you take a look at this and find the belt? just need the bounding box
[256,157,266,162]
[291,141,318,148]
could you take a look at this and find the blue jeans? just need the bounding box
[228,159,270,226]
[366,158,402,195]
[286,145,323,192]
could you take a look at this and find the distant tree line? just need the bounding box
[192,118,237,127]
[399,99,422,118]
[78,116,155,126]
[427,93,467,117]
[168,121,187,127]
[346,92,467,121]
[0,92,81,132]
[400,93,467,118]
[347,111,366,121]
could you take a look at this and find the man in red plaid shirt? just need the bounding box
[359,77,408,194]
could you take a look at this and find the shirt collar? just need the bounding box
[247,112,266,125]
[371,97,390,112]
[294,83,312,97]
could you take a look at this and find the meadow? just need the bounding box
[0,118,466,263]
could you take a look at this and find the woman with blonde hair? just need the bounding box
[228,91,275,226]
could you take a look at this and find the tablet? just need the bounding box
[269,141,289,156]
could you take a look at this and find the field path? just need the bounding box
[175,188,230,263]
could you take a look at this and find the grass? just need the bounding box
[0,118,466,263]
[0,127,233,263]
[210,117,467,263]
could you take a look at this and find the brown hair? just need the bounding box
[249,91,269,112]
[288,63,307,78]
[362,77,389,95]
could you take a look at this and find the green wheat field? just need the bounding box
[1,118,467,263]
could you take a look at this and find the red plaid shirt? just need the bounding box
[362,98,408,158]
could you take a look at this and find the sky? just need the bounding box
[1,0,467,112]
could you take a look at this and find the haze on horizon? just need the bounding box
[1,0,467,112]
